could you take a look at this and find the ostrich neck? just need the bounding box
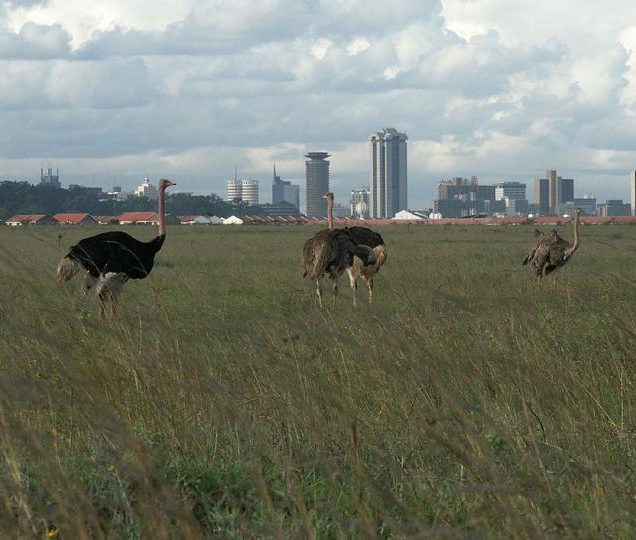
[327,198,334,230]
[158,186,166,236]
[565,213,580,257]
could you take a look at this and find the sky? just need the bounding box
[2,0,636,209]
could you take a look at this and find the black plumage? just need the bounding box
[57,178,175,318]
[66,231,165,280]
[343,226,384,250]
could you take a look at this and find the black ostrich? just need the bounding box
[332,199,387,303]
[302,192,379,307]
[57,178,175,318]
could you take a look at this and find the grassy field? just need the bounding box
[1,222,636,538]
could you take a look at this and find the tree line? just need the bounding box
[0,181,239,220]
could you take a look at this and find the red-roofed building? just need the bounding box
[118,212,179,225]
[94,216,120,225]
[119,211,157,224]
[5,214,55,226]
[53,213,97,225]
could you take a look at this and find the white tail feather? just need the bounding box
[57,257,81,283]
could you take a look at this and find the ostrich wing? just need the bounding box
[68,231,163,280]
[522,238,543,265]
[345,226,384,248]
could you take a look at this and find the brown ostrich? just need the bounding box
[302,192,381,306]
[522,207,581,283]
[302,209,357,307]
[57,178,175,318]
[323,192,387,303]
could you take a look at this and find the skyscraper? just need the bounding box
[630,171,636,216]
[369,128,408,218]
[272,165,300,210]
[305,152,330,217]
[535,170,574,214]
[534,177,549,214]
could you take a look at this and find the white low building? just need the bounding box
[393,210,423,220]
[223,215,244,225]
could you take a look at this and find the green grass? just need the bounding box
[2,222,636,538]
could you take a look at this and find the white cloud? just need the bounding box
[0,0,635,208]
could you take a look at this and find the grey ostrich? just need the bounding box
[522,207,581,283]
[302,193,377,306]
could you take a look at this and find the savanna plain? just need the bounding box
[1,222,636,538]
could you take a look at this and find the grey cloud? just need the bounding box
[0,22,71,59]
[75,0,443,59]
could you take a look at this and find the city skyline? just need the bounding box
[1,2,636,210]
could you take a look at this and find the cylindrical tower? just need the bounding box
[241,179,259,205]
[227,179,243,202]
[305,152,331,217]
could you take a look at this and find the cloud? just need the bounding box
[0,0,635,208]
[0,22,71,58]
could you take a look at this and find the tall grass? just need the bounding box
[1,223,636,537]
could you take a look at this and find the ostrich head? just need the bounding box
[322,192,334,201]
[575,207,581,216]
[159,179,176,190]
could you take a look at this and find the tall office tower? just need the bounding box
[272,165,300,210]
[305,152,331,217]
[534,177,549,214]
[546,169,558,212]
[369,128,408,218]
[545,169,574,213]
[630,171,636,216]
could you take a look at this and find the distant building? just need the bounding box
[106,186,127,201]
[631,171,636,216]
[598,200,631,217]
[573,196,597,216]
[40,167,61,189]
[6,214,55,226]
[494,181,528,216]
[535,170,574,214]
[227,177,259,205]
[305,152,331,217]
[241,179,259,205]
[534,177,549,214]
[434,176,495,217]
[350,187,370,218]
[272,165,300,210]
[258,202,301,216]
[369,128,408,218]
[134,177,158,199]
[227,178,242,203]
[53,213,97,225]
[68,184,103,196]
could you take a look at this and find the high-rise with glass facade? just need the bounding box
[369,128,408,218]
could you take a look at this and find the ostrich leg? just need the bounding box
[316,279,323,308]
[347,268,357,307]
